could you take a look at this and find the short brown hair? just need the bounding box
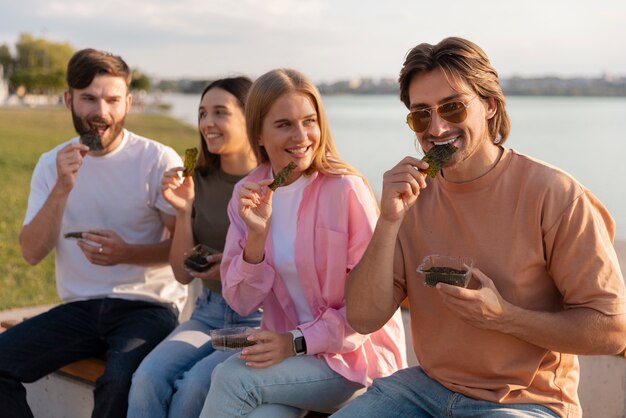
[399,37,510,144]
[66,48,131,91]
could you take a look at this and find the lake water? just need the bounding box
[161,93,626,239]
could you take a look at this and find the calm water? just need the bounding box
[162,93,626,239]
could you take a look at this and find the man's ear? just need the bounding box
[63,90,72,109]
[126,92,133,114]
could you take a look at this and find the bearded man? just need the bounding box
[0,48,186,418]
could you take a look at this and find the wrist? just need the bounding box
[289,329,307,356]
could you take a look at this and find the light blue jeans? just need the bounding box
[330,366,560,418]
[199,353,365,418]
[127,289,262,418]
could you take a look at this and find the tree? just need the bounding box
[130,68,151,92]
[9,33,74,94]
[0,44,14,78]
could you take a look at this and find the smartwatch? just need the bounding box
[289,329,307,356]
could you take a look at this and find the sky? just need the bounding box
[1,0,625,83]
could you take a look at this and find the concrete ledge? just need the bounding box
[3,305,626,417]
[26,373,94,418]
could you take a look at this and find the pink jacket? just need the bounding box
[221,164,407,386]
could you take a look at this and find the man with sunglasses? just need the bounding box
[336,37,626,418]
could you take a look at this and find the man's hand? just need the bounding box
[435,267,508,331]
[56,143,89,192]
[380,156,429,223]
[77,229,129,266]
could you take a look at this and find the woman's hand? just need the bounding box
[187,253,223,281]
[161,167,194,214]
[238,180,274,235]
[239,330,296,368]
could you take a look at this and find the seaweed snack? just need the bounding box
[183,244,218,272]
[64,231,85,239]
[210,327,257,351]
[422,267,469,287]
[421,144,458,178]
[417,255,473,288]
[268,161,297,191]
[79,129,104,151]
[182,147,199,177]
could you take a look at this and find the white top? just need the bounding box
[24,130,187,312]
[271,174,314,323]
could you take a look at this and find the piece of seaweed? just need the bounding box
[268,161,297,191]
[421,144,458,178]
[64,231,84,239]
[79,130,103,151]
[182,147,199,177]
[183,244,218,272]
[423,267,469,287]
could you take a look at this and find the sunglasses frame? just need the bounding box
[406,96,478,133]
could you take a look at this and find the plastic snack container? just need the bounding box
[417,255,474,288]
[210,327,257,351]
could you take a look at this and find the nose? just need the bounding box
[426,110,448,137]
[92,99,107,117]
[199,114,214,134]
[293,123,308,142]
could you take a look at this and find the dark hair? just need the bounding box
[398,37,510,144]
[66,48,131,91]
[196,76,253,175]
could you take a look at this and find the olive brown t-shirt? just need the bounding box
[192,168,245,293]
[393,148,625,418]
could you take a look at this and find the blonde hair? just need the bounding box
[399,37,510,144]
[245,68,360,178]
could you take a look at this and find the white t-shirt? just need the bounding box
[271,174,314,323]
[24,130,187,312]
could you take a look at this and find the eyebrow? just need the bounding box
[198,104,228,111]
[271,113,317,125]
[410,93,464,111]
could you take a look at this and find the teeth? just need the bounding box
[433,137,457,146]
[205,132,222,139]
[287,146,308,154]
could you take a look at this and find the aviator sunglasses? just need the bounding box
[406,96,478,133]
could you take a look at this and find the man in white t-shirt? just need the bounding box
[0,48,186,418]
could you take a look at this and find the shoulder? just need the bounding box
[508,149,586,200]
[124,130,181,164]
[316,172,372,196]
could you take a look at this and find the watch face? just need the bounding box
[294,337,306,354]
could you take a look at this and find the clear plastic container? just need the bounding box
[183,244,219,272]
[417,255,474,288]
[210,327,257,351]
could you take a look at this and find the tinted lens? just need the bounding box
[406,110,431,132]
[438,101,467,123]
[406,100,469,133]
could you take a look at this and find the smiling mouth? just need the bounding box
[432,137,459,146]
[286,145,311,156]
[88,122,110,137]
[204,132,222,140]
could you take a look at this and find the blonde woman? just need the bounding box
[199,69,407,417]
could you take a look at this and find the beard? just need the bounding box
[70,103,126,150]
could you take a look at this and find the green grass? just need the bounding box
[0,107,198,310]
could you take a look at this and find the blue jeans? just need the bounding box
[0,298,177,418]
[200,353,365,418]
[330,367,560,418]
[127,289,262,418]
